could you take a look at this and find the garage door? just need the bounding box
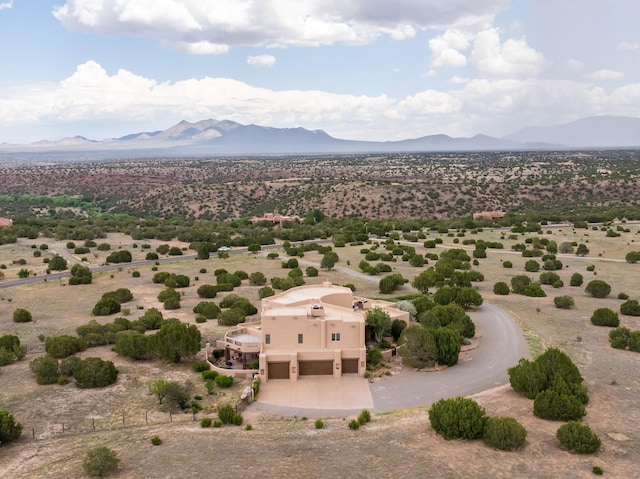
[299,360,333,376]
[267,362,290,380]
[341,358,359,374]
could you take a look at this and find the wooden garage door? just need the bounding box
[267,362,290,380]
[299,360,333,376]
[341,358,359,374]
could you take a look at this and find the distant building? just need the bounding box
[473,211,506,221]
[216,282,409,382]
[250,211,303,224]
[0,217,13,227]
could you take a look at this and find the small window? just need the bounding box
[265,334,270,345]
[331,333,341,341]
[298,333,303,344]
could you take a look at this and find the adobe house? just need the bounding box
[0,217,13,227]
[250,211,303,224]
[472,211,506,221]
[215,282,408,382]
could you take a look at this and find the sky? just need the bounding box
[0,0,639,143]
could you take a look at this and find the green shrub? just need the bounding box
[218,404,235,424]
[585,280,611,298]
[58,355,82,376]
[200,417,212,428]
[620,299,640,316]
[45,335,87,358]
[193,301,220,319]
[0,409,23,444]
[245,424,252,430]
[74,357,119,388]
[258,286,275,299]
[533,390,586,421]
[213,420,222,427]
[12,308,32,323]
[358,409,371,425]
[232,413,243,426]
[196,284,217,298]
[569,273,583,286]
[609,327,631,349]
[215,375,234,388]
[502,260,513,268]
[202,370,219,381]
[556,421,601,454]
[591,308,619,327]
[522,284,546,297]
[92,297,121,316]
[592,466,604,475]
[192,361,210,373]
[315,419,324,429]
[554,296,575,309]
[102,288,133,304]
[482,416,527,451]
[151,435,162,445]
[493,282,510,295]
[428,397,486,440]
[348,419,360,430]
[29,356,59,384]
[83,446,120,477]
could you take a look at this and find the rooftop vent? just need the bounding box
[310,304,325,317]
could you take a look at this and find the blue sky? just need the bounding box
[0,0,638,143]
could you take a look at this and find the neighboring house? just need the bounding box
[0,217,13,227]
[472,211,506,221]
[250,211,303,224]
[216,281,409,382]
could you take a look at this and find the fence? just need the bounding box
[18,403,248,442]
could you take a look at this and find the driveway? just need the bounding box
[253,302,529,417]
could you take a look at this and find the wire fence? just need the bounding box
[19,402,248,442]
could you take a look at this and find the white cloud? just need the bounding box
[429,30,470,68]
[567,58,584,72]
[247,54,276,68]
[2,61,640,143]
[470,29,547,78]
[618,41,639,51]
[585,70,624,80]
[0,1,13,11]
[52,0,509,53]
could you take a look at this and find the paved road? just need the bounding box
[368,303,529,412]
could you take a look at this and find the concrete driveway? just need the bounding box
[252,303,529,417]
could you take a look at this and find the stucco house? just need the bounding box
[215,282,409,382]
[0,217,13,227]
[250,211,302,224]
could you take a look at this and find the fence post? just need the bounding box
[145,411,148,425]
[122,412,125,426]
[62,423,65,434]
[169,411,172,422]
[92,418,95,431]
[32,427,35,438]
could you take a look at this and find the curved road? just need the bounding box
[368,303,528,412]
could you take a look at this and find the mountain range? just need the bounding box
[1,116,638,156]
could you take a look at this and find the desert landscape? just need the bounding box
[1,189,640,477]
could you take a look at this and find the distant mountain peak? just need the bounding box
[2,115,638,156]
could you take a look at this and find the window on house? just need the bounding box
[331,333,341,341]
[298,333,303,344]
[265,334,270,345]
